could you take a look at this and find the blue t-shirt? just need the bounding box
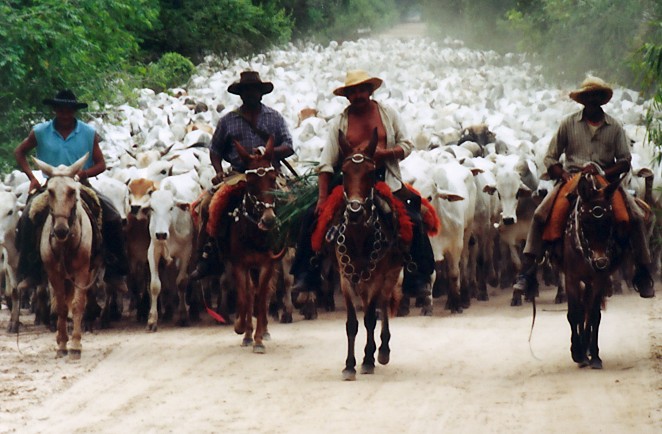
[33,119,95,170]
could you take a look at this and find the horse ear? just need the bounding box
[68,152,89,177]
[234,140,251,163]
[577,174,595,201]
[263,135,275,161]
[364,128,378,158]
[338,130,352,158]
[602,176,624,199]
[32,157,55,178]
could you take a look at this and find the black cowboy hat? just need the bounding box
[227,71,274,96]
[43,89,88,110]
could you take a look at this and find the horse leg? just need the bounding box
[253,265,274,354]
[342,289,358,381]
[588,286,603,369]
[555,272,566,304]
[378,296,391,366]
[69,276,89,360]
[566,280,589,367]
[52,283,69,358]
[233,265,253,346]
[444,252,463,313]
[361,298,377,374]
[7,282,21,333]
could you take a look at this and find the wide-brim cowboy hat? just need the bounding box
[333,70,383,96]
[43,89,88,109]
[227,71,274,95]
[569,76,613,106]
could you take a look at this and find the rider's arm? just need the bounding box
[78,134,106,180]
[374,104,412,164]
[604,159,630,179]
[14,131,40,190]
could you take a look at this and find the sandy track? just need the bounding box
[1,287,659,434]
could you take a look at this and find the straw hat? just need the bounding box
[227,71,274,95]
[569,76,613,106]
[333,70,383,96]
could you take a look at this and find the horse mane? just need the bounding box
[311,181,413,252]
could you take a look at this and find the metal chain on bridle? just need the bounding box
[568,177,615,271]
[328,153,417,285]
[229,165,278,226]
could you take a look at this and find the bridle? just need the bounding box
[230,164,278,228]
[568,183,615,272]
[342,153,377,219]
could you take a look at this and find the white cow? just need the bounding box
[89,175,130,223]
[146,188,195,331]
[0,190,22,332]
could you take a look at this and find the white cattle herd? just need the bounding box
[1,37,659,335]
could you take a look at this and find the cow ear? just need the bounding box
[437,188,465,202]
[338,130,352,158]
[176,202,190,211]
[516,184,532,199]
[470,168,484,176]
[539,172,550,181]
[483,185,497,195]
[234,140,252,163]
[636,167,653,178]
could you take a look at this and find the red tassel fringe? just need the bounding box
[405,184,441,236]
[311,182,414,252]
[206,182,245,237]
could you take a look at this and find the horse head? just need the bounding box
[339,128,378,224]
[234,136,278,231]
[574,173,624,271]
[33,153,88,242]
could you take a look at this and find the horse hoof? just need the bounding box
[361,364,375,375]
[378,352,390,365]
[510,296,522,307]
[241,337,253,347]
[7,322,19,334]
[262,332,271,341]
[145,323,158,333]
[69,349,81,361]
[477,293,489,302]
[578,358,590,368]
[234,322,246,335]
[56,349,68,358]
[590,358,603,370]
[280,312,293,324]
[555,294,566,304]
[342,369,356,381]
[421,306,433,316]
[253,344,266,354]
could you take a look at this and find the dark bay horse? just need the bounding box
[562,173,625,369]
[227,137,285,353]
[328,129,405,381]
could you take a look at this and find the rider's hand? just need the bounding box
[28,177,41,193]
[76,170,88,182]
[561,171,573,183]
[211,173,224,185]
[581,165,599,176]
[315,196,327,215]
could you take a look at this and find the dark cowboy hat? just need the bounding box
[43,89,88,109]
[227,71,274,95]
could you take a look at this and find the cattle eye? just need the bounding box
[7,210,13,216]
[160,170,167,174]
[426,196,432,202]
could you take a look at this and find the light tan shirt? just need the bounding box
[318,101,413,191]
[543,109,631,172]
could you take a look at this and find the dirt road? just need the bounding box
[1,287,660,433]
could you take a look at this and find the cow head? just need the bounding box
[128,178,158,221]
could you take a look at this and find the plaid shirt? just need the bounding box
[209,104,293,172]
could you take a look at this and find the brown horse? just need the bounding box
[329,129,404,381]
[32,154,101,359]
[227,137,284,353]
[562,173,625,369]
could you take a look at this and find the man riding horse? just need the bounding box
[291,70,435,299]
[190,71,294,280]
[514,76,655,299]
[14,89,129,294]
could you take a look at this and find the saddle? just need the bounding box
[311,182,413,252]
[206,180,246,238]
